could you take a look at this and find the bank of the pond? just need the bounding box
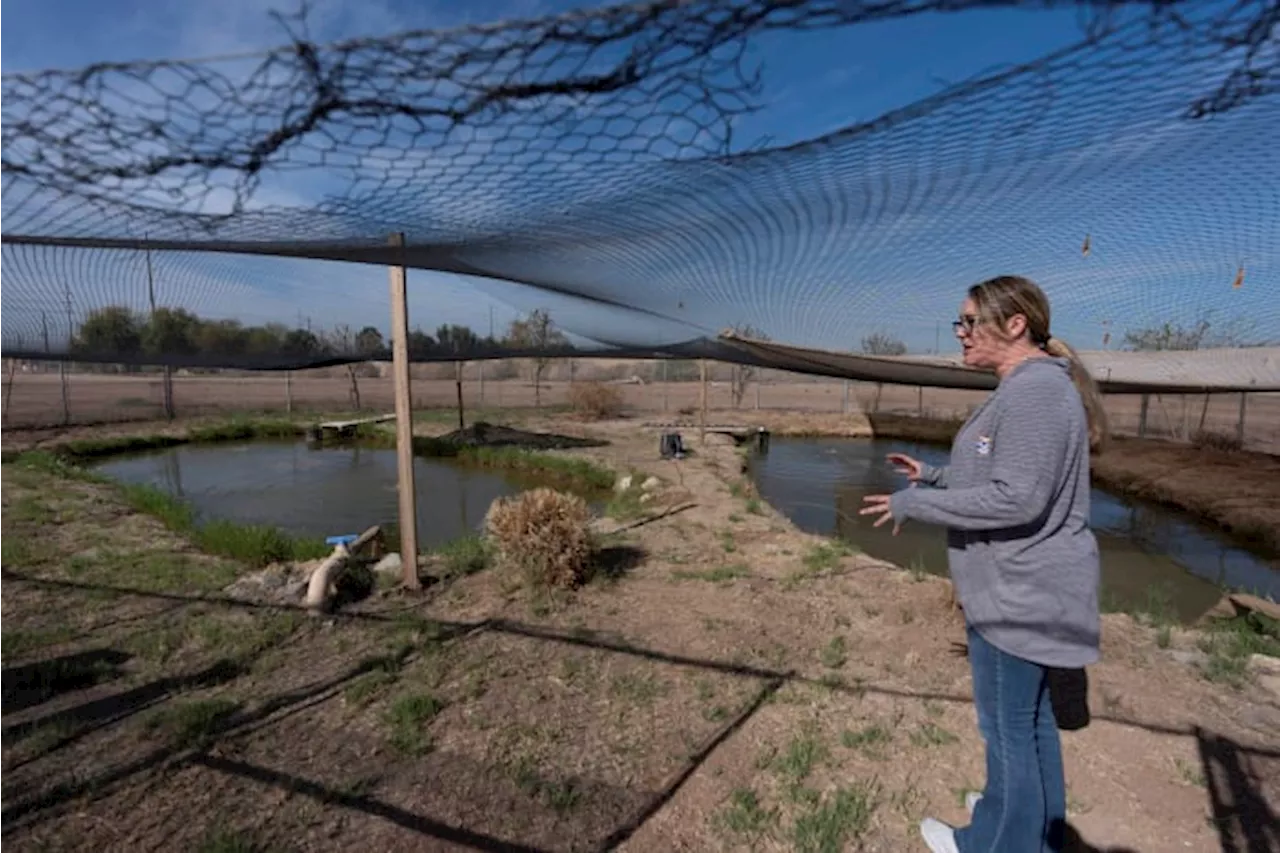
[734,410,1280,560]
[4,417,617,566]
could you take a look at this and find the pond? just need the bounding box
[94,441,566,550]
[748,437,1279,624]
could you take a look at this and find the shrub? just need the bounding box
[485,488,593,589]
[1191,430,1243,453]
[569,381,624,420]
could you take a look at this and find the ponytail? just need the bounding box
[1044,336,1109,453]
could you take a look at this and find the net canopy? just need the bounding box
[2,0,1278,389]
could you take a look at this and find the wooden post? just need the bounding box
[754,380,761,410]
[1236,391,1248,446]
[842,380,850,414]
[285,371,293,415]
[455,361,465,430]
[699,359,708,444]
[387,232,420,590]
[662,360,669,412]
[917,385,924,417]
[1138,393,1150,438]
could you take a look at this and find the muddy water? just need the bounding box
[94,441,538,549]
[748,437,1278,623]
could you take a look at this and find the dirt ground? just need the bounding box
[2,414,1278,853]
[6,370,1279,454]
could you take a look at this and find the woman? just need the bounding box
[860,275,1108,853]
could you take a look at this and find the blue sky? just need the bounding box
[2,0,1276,356]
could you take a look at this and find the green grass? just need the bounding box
[715,788,780,846]
[609,672,667,705]
[819,635,848,669]
[910,722,959,748]
[1197,613,1280,687]
[386,692,446,755]
[790,782,879,853]
[773,726,828,787]
[116,482,328,568]
[436,534,492,579]
[841,724,892,758]
[803,541,853,573]
[148,697,240,748]
[1,626,77,660]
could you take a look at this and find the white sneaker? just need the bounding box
[920,817,960,853]
[965,791,982,816]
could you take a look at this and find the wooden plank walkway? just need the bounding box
[641,421,765,440]
[318,413,396,431]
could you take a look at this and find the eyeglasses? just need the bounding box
[952,314,980,334]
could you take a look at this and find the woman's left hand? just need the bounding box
[860,493,902,535]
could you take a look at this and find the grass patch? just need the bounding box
[715,788,779,847]
[1197,613,1280,687]
[148,697,240,748]
[841,724,892,758]
[773,726,828,787]
[791,782,879,853]
[118,483,327,568]
[385,692,446,755]
[671,563,751,584]
[820,635,848,669]
[910,722,959,748]
[785,540,855,587]
[1,626,77,660]
[196,827,278,853]
[436,534,491,579]
[406,438,614,491]
[609,672,667,705]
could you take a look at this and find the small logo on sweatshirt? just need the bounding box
[976,436,993,456]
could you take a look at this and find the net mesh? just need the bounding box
[2,0,1278,387]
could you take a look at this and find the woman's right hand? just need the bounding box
[886,452,924,482]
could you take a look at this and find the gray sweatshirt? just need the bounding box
[889,357,1100,668]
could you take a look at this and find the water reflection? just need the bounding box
[95,441,538,549]
[750,438,1278,623]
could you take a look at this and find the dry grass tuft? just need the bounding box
[568,381,624,420]
[485,488,593,589]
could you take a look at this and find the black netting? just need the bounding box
[2,0,1278,388]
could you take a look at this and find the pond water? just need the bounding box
[748,437,1279,624]
[95,441,554,549]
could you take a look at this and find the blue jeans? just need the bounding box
[956,625,1066,853]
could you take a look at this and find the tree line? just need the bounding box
[64,304,1269,367]
[67,305,569,362]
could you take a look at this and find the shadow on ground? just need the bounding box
[3,571,1277,852]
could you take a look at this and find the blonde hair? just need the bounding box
[969,275,1109,453]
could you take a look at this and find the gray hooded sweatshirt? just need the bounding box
[889,357,1100,668]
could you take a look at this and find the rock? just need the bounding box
[1258,674,1280,703]
[615,475,633,493]
[1248,654,1280,677]
[1232,593,1280,622]
[639,493,654,503]
[1201,592,1280,624]
[1170,649,1208,668]
[373,553,403,575]
[641,476,661,491]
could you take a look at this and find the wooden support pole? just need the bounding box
[1137,393,1150,438]
[455,360,466,430]
[699,359,708,444]
[388,232,420,590]
[285,371,293,415]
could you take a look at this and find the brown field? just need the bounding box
[5,368,1279,455]
[2,415,1278,853]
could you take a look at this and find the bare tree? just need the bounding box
[728,324,770,408]
[505,309,568,406]
[325,324,363,410]
[860,332,908,356]
[1122,314,1270,351]
[859,332,907,413]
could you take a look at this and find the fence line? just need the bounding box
[2,361,1277,454]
